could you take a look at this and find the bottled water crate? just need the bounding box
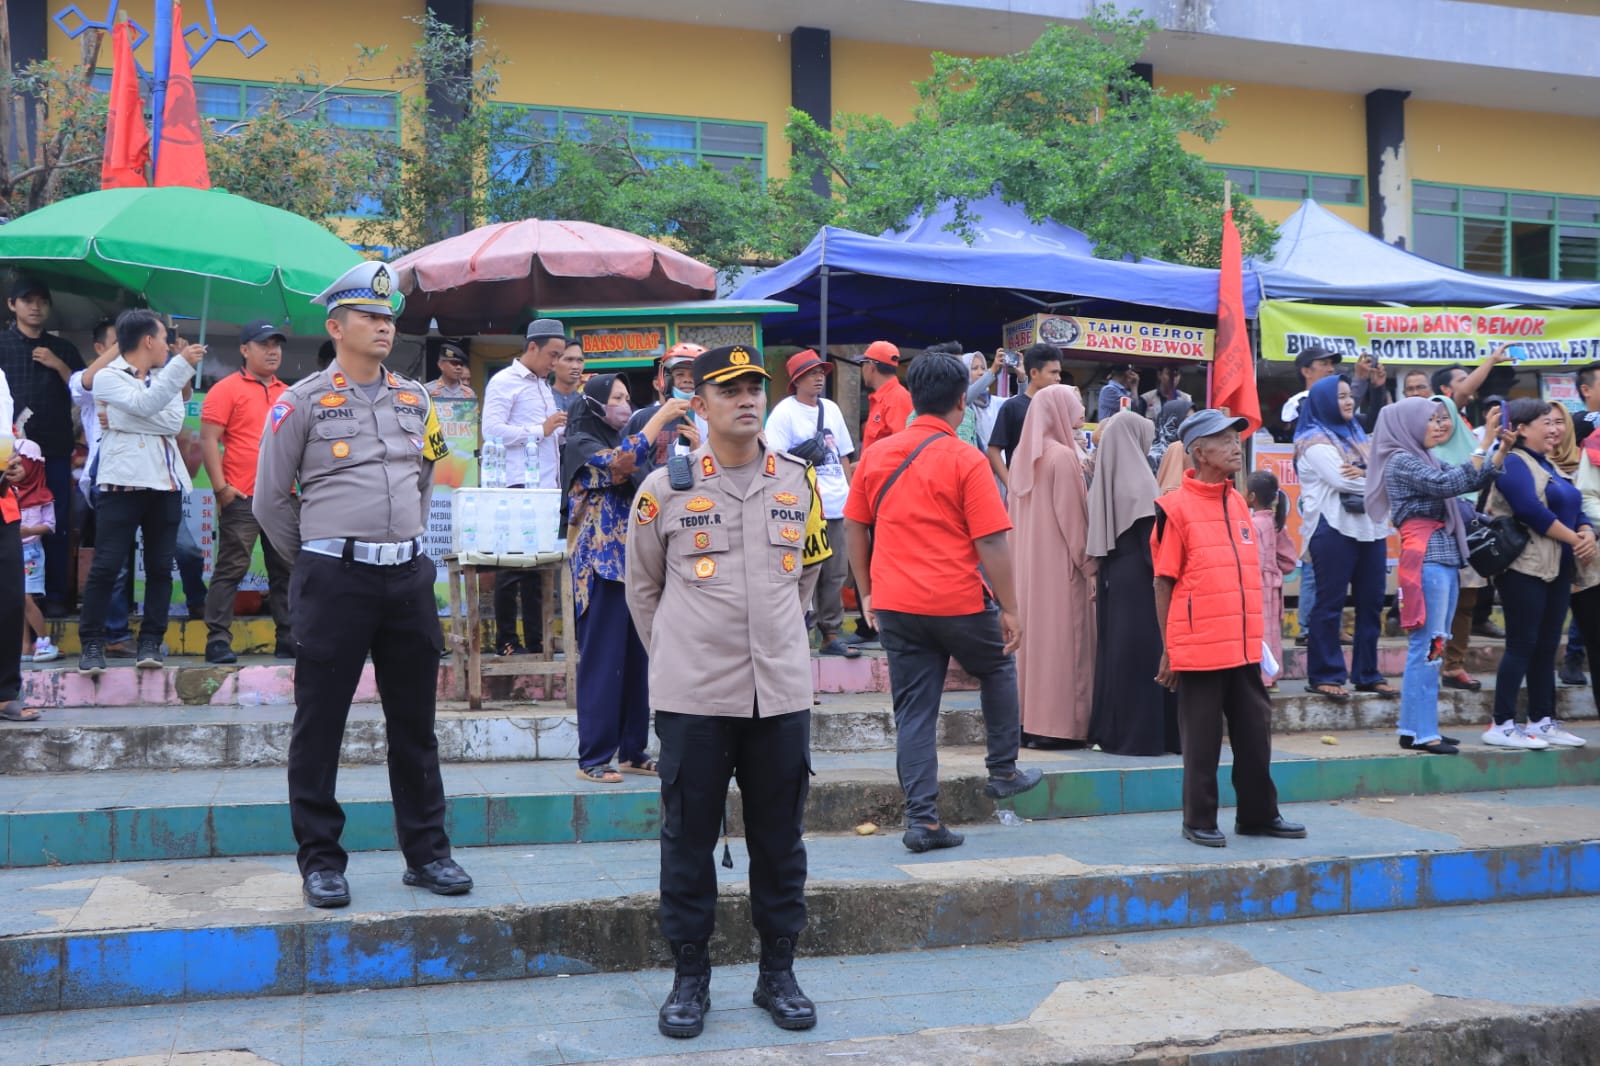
[452,487,565,563]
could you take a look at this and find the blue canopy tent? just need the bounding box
[1251,200,1600,307]
[731,196,1260,350]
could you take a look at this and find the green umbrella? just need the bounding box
[0,186,383,338]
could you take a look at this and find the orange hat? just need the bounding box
[862,340,900,369]
[784,350,830,391]
[662,341,706,370]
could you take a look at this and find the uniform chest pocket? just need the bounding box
[313,420,358,439]
[396,413,425,436]
[766,523,805,583]
[673,524,730,586]
[313,419,360,464]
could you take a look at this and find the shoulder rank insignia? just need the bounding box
[330,371,348,389]
[700,455,717,478]
[773,492,799,506]
[386,371,400,388]
[319,393,346,408]
[636,492,659,525]
[268,401,294,433]
[765,454,777,476]
[685,496,715,513]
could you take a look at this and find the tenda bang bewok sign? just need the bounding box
[1261,302,1600,365]
[1003,314,1215,362]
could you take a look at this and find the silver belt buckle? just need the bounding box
[377,542,402,566]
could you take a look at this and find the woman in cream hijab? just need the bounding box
[1086,411,1180,755]
[1009,384,1095,747]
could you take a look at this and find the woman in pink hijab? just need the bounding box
[1010,384,1095,747]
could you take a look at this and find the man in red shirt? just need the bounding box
[199,320,293,663]
[1152,409,1306,848]
[855,340,912,454]
[844,352,1042,854]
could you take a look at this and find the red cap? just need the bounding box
[784,350,831,390]
[862,340,900,368]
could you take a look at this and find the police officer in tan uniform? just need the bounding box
[627,344,829,1039]
[255,261,472,909]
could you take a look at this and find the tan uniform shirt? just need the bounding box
[626,443,829,718]
[254,362,443,560]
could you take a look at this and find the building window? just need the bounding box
[492,105,765,181]
[1211,165,1364,206]
[1412,181,1600,280]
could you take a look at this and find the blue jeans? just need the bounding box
[1307,518,1387,688]
[1296,554,1317,633]
[1399,563,1458,746]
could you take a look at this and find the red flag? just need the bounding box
[153,4,211,189]
[1210,208,1260,435]
[100,22,150,189]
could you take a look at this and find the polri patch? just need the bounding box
[636,493,659,525]
[268,401,294,433]
[685,496,715,513]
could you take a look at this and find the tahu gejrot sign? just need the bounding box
[1003,314,1215,361]
[1261,301,1600,365]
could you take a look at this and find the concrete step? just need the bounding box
[1277,632,1539,681]
[2,726,1597,869]
[8,896,1597,1065]
[2,786,1598,1015]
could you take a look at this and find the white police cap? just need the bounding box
[313,261,397,315]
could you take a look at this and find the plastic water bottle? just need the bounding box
[472,501,495,555]
[518,494,540,555]
[456,492,478,555]
[523,439,541,489]
[491,438,508,488]
[534,491,561,554]
[493,498,512,556]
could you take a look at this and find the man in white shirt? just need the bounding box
[766,350,859,657]
[481,318,569,656]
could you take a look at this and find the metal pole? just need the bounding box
[150,0,174,176]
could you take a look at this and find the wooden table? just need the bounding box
[443,552,576,709]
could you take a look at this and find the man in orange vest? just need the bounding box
[1151,409,1306,848]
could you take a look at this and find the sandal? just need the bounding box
[0,701,42,722]
[818,639,861,658]
[1307,683,1350,702]
[1355,682,1400,698]
[575,764,623,784]
[619,758,659,777]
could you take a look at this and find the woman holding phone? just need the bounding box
[1483,399,1595,749]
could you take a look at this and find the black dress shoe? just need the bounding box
[275,642,296,660]
[204,642,237,665]
[1235,816,1308,839]
[902,824,965,853]
[402,858,473,895]
[303,870,350,908]
[1183,825,1227,847]
[659,942,711,1039]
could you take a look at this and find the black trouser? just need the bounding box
[42,455,72,607]
[1494,567,1570,727]
[287,549,451,875]
[1569,585,1600,717]
[204,497,292,645]
[493,569,542,650]
[1176,664,1281,832]
[656,708,810,946]
[0,519,23,702]
[79,490,180,643]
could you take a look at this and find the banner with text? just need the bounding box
[1261,301,1600,365]
[1003,314,1214,362]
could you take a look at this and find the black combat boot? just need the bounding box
[752,934,816,1030]
[658,941,711,1038]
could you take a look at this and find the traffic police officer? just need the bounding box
[254,261,472,909]
[626,344,830,1039]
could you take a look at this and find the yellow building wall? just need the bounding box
[47,0,413,80]
[477,5,793,180]
[1407,101,1600,196]
[831,38,936,125]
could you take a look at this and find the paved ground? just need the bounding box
[4,786,1596,939]
[6,894,1596,1066]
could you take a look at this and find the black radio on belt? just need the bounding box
[667,453,693,491]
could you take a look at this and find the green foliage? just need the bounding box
[0,34,110,217]
[780,6,1275,267]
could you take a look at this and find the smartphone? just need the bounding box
[1000,349,1020,369]
[1507,344,1527,363]
[1502,402,1513,434]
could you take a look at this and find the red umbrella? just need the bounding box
[391,219,717,334]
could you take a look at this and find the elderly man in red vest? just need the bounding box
[1151,409,1307,849]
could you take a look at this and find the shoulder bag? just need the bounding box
[785,400,829,466]
[1465,476,1529,579]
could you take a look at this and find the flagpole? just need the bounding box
[1207,180,1232,410]
[150,0,174,177]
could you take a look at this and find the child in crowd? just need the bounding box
[1248,471,1297,689]
[15,441,57,662]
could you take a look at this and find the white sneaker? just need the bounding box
[30,639,58,663]
[1482,722,1549,750]
[1530,717,1587,748]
